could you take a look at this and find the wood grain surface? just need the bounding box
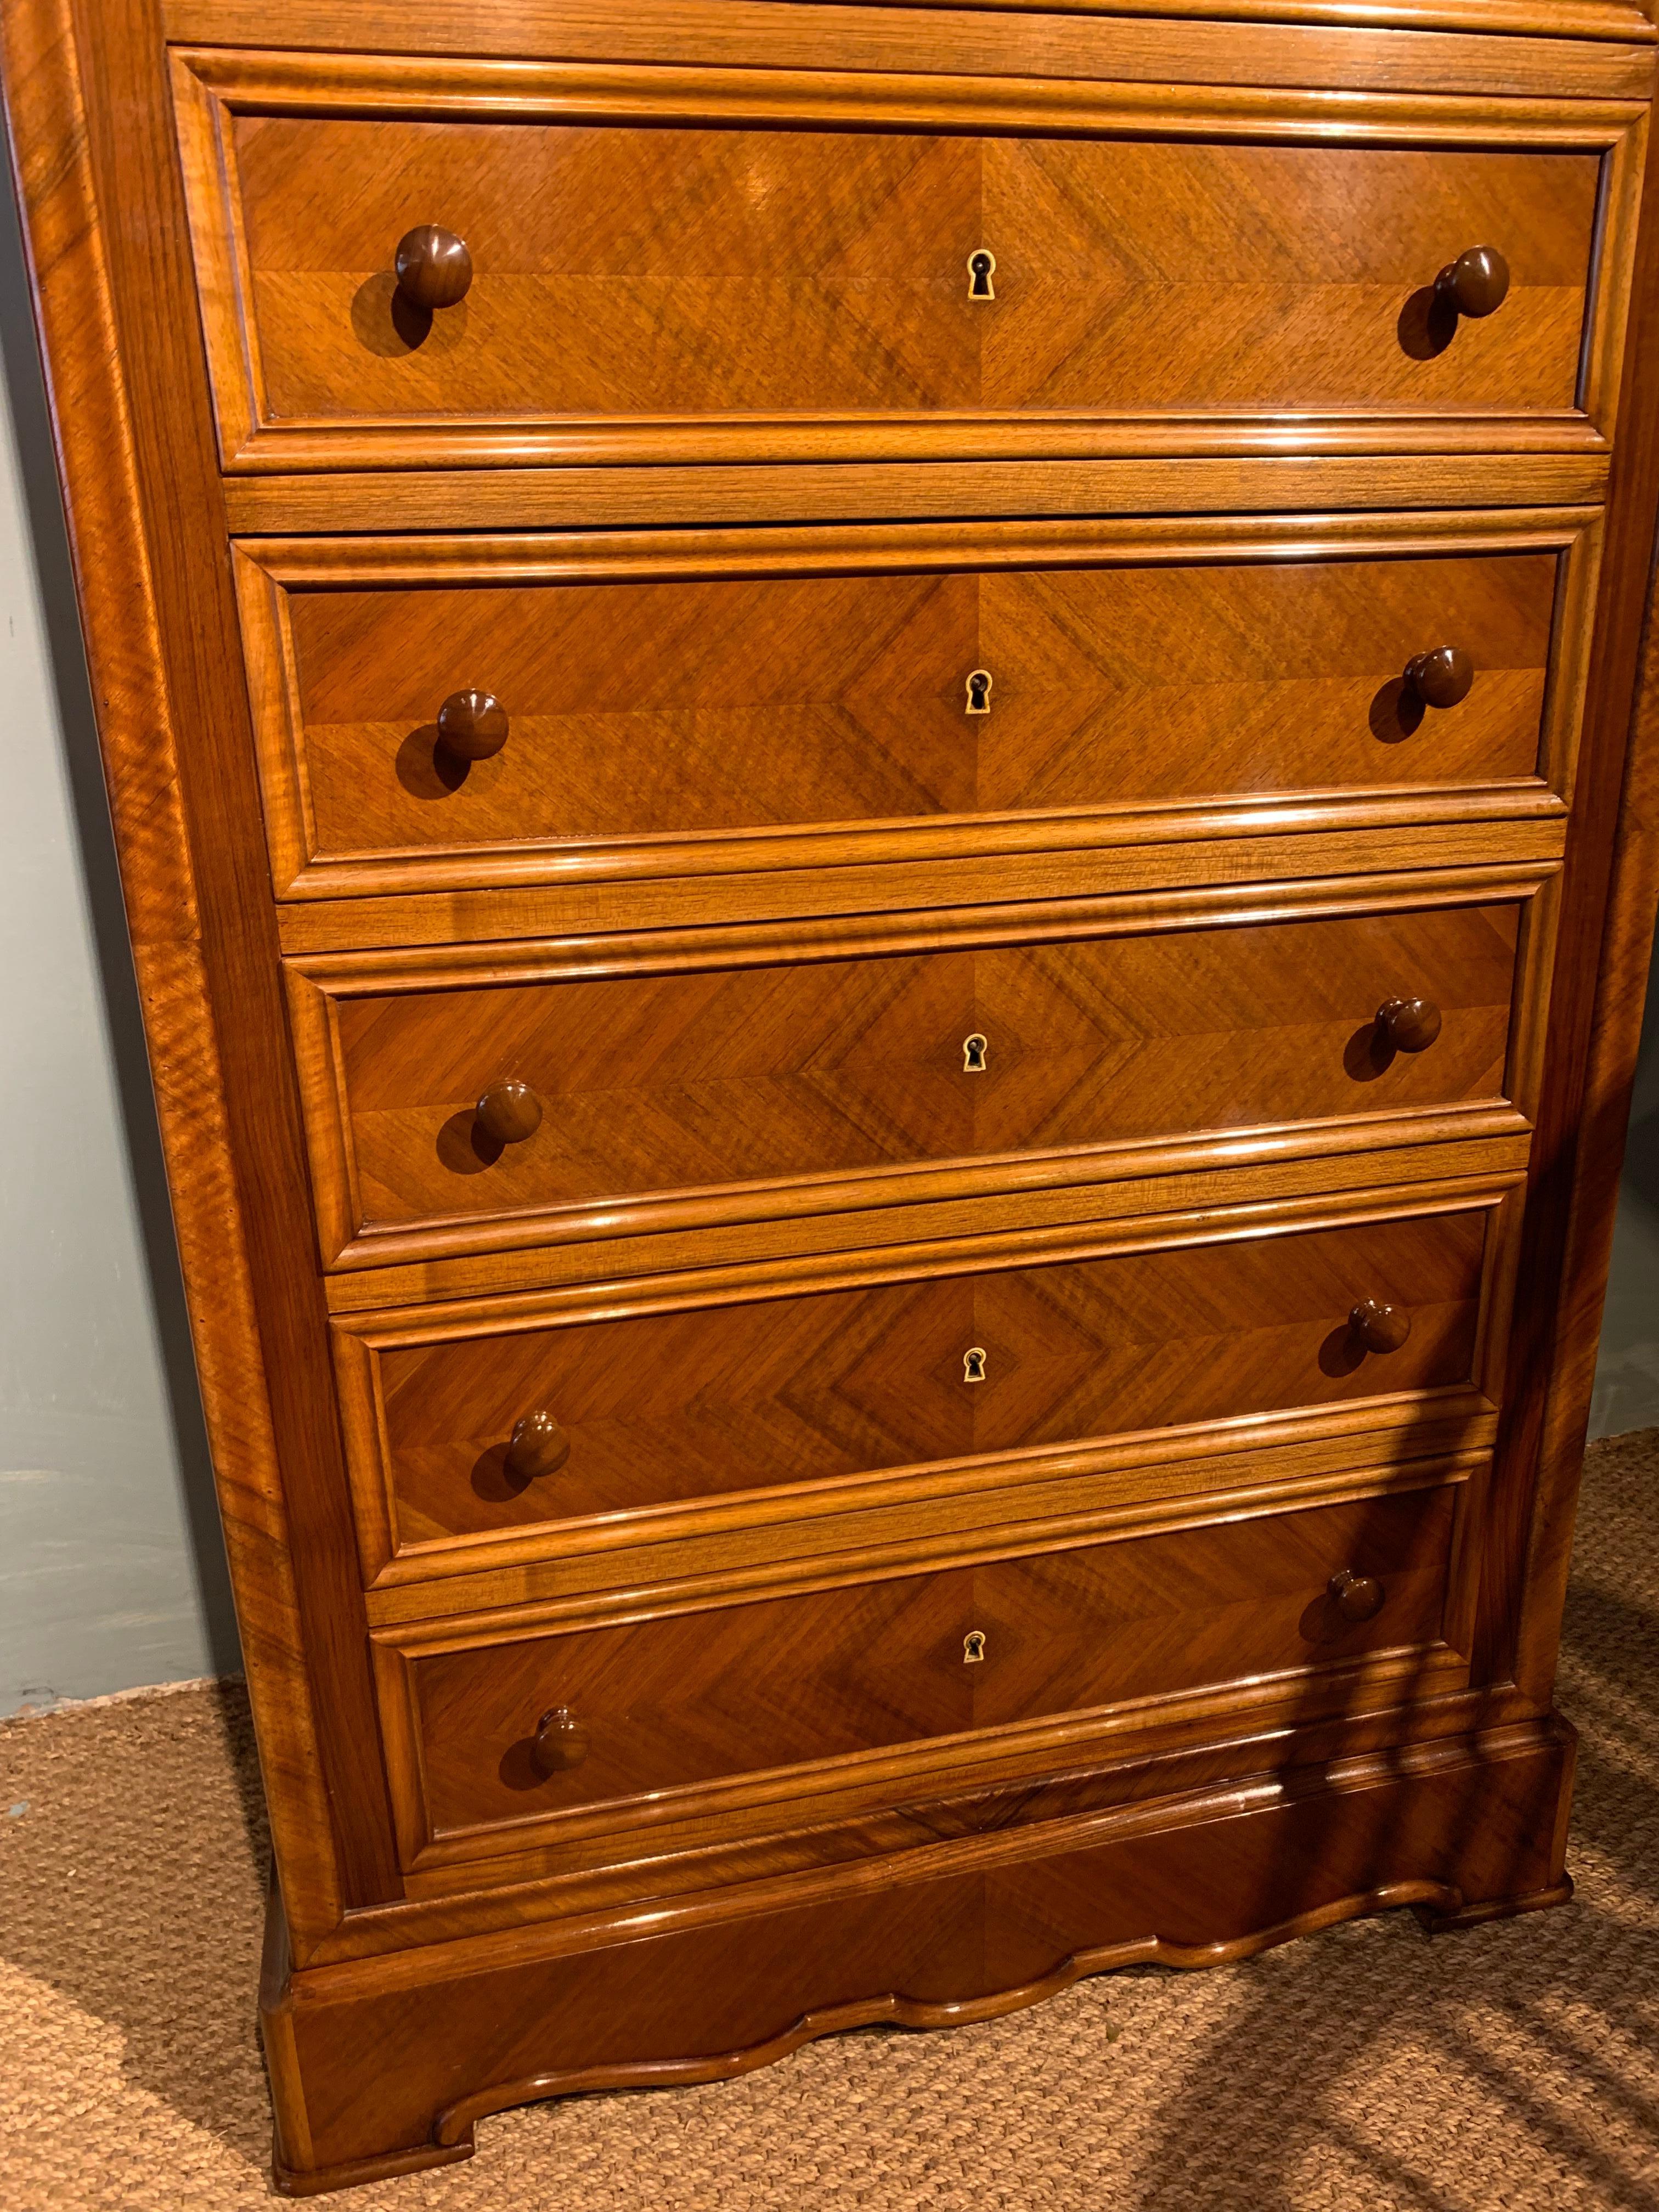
[0,0,405,1954]
[303,904,1521,1258]
[158,0,1659,90]
[222,454,1617,536]
[356,1207,1488,1550]
[257,1719,1573,2185]
[233,127,1596,420]
[407,1486,1460,1839]
[11,0,1659,2190]
[242,534,1561,893]
[169,52,1645,469]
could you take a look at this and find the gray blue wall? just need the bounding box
[0,180,1654,1716]
[0,184,238,1714]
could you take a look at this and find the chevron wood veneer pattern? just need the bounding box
[282,551,1558,863]
[227,121,1598,422]
[331,904,1521,1240]
[408,1483,1459,1834]
[17,0,1658,2186]
[371,1207,1487,1539]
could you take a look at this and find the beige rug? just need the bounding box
[4,1431,1658,2209]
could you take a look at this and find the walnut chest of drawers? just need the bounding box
[9,0,1659,2190]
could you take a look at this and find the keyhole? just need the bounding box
[963,1347,988,1383]
[963,1629,987,1664]
[962,1034,989,1073]
[966,669,992,716]
[967,249,996,301]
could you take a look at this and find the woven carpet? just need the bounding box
[4,1430,1658,2209]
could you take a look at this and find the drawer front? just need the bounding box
[294,900,1523,1263]
[176,56,1623,466]
[398,1483,1463,1847]
[346,1205,1490,1560]
[238,526,1573,897]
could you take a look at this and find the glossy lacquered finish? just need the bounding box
[435,689,506,762]
[1437,242,1511,320]
[167,45,1639,475]
[288,896,1528,1263]
[9,0,1659,2195]
[231,520,1589,900]
[340,1203,1491,1555]
[472,1079,541,1147]
[1406,644,1478,708]
[396,1483,1462,1851]
[393,223,472,312]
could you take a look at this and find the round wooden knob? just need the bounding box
[437,690,508,761]
[530,1706,589,1776]
[1376,996,1443,1053]
[1348,1299,1412,1355]
[1404,646,1475,709]
[505,1409,571,1482]
[1436,245,1510,320]
[476,1080,543,1146]
[1329,1568,1386,1623]
[394,225,473,312]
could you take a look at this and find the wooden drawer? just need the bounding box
[234,514,1597,903]
[381,1479,1468,1863]
[172,53,1640,471]
[334,1195,1502,1579]
[289,888,1537,1269]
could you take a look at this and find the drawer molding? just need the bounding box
[332,1167,1523,1596]
[286,863,1558,1272]
[223,452,1618,537]
[172,50,1647,472]
[233,506,1601,904]
[301,1708,1569,1976]
[323,1121,1536,1316]
[335,1167,1524,1337]
[372,1473,1478,1872]
[161,0,1659,90]
[319,1684,1549,1955]
[273,812,1568,957]
[363,1413,1496,1629]
[391,1641,1475,1875]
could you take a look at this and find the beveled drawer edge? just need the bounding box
[172,48,1646,472]
[268,784,1573,924]
[241,507,1604,588]
[223,454,1616,537]
[287,856,1561,988]
[235,504,1596,906]
[364,1410,1494,1631]
[218,416,1618,482]
[323,1121,1536,1317]
[324,1104,1533,1284]
[320,1700,1554,1973]
[274,815,1568,958]
[384,1601,1472,1875]
[159,0,1659,80]
[335,1162,1523,1346]
[168,38,1656,121]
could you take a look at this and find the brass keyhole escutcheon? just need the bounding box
[963,1347,988,1383]
[967,249,996,300]
[962,1034,989,1073]
[966,669,992,716]
[963,1629,988,1664]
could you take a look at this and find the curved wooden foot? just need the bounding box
[1412,1874,1575,1934]
[273,2141,474,2199]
